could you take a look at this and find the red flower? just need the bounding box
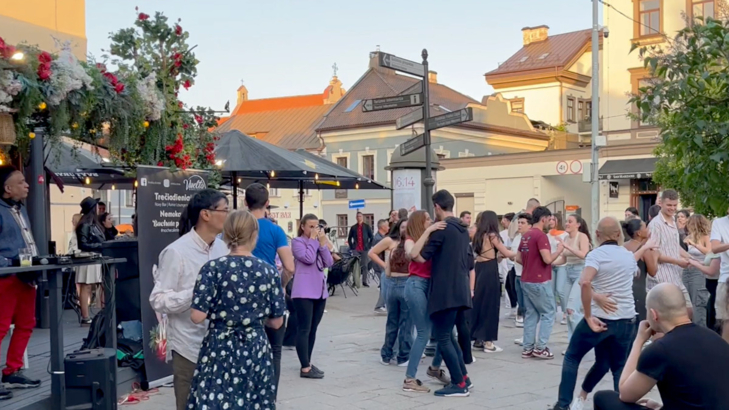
[175,25,183,36]
[138,13,150,21]
[38,51,52,64]
[194,115,203,124]
[178,101,183,109]
[37,66,52,81]
[96,63,107,73]
[157,161,164,166]
[173,53,182,61]
[183,80,191,90]
[182,124,189,129]
[2,44,16,59]
[114,82,125,93]
[103,72,119,84]
[0,37,5,50]
[174,60,182,67]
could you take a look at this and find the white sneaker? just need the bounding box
[483,344,503,353]
[514,337,523,346]
[515,317,524,328]
[397,360,409,367]
[570,397,585,410]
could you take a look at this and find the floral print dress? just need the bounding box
[187,255,286,410]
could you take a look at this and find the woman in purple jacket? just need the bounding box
[291,213,334,379]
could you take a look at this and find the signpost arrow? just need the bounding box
[379,52,426,77]
[426,107,473,131]
[400,133,430,156]
[362,93,423,112]
[395,109,424,130]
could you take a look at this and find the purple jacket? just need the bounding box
[291,236,334,299]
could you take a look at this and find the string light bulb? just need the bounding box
[271,170,275,177]
[355,183,359,189]
[10,51,24,61]
[237,178,241,183]
[111,184,116,190]
[38,102,46,110]
[336,181,340,187]
[315,173,319,180]
[84,177,90,185]
[134,180,139,188]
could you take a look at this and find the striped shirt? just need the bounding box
[9,206,38,256]
[647,211,683,289]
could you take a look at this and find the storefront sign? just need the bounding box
[393,169,421,214]
[609,181,620,198]
[136,166,209,384]
[599,172,653,180]
[268,211,291,220]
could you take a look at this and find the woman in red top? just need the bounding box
[401,211,451,393]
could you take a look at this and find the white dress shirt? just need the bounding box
[149,228,229,363]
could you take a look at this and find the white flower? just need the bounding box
[259,285,267,291]
[230,262,237,268]
[245,260,253,267]
[231,274,238,282]
[243,318,251,325]
[136,73,165,121]
[249,285,255,292]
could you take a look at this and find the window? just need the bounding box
[362,154,375,180]
[538,53,550,60]
[344,100,361,112]
[269,187,280,197]
[567,97,575,122]
[690,0,715,20]
[630,67,655,132]
[336,214,348,238]
[636,0,661,37]
[510,98,524,114]
[578,101,584,121]
[585,101,593,120]
[336,156,348,168]
[637,79,652,127]
[124,190,134,207]
[363,213,375,228]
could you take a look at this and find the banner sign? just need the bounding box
[393,169,422,215]
[136,166,209,384]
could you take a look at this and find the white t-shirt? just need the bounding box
[512,232,523,277]
[710,216,729,283]
[500,229,514,271]
[584,244,638,320]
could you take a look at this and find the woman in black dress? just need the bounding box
[470,211,516,353]
[623,219,658,321]
[188,210,286,410]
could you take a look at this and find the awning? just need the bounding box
[598,157,657,180]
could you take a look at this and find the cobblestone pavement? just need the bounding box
[131,286,658,410]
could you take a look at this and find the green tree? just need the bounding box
[631,17,729,217]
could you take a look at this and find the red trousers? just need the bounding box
[0,276,36,376]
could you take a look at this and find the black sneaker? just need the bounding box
[465,377,474,391]
[0,384,12,400]
[434,383,470,397]
[548,403,569,410]
[300,368,324,379]
[2,371,41,389]
[311,365,325,376]
[472,340,484,350]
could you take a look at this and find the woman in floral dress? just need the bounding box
[188,210,286,410]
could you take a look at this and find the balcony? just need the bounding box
[578,117,603,134]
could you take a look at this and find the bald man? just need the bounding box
[508,198,540,240]
[593,283,729,410]
[553,217,654,410]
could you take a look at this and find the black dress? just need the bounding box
[633,259,647,321]
[187,255,286,410]
[470,247,501,342]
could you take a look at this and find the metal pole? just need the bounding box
[590,0,600,232]
[232,171,238,209]
[422,49,434,216]
[48,267,65,410]
[299,180,304,220]
[28,128,49,255]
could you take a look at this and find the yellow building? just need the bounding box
[1,0,90,252]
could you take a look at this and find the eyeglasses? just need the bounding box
[207,208,230,214]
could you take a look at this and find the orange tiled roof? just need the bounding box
[485,29,596,77]
[231,94,325,116]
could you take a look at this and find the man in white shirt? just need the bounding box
[149,189,229,410]
[552,217,651,410]
[501,213,517,314]
[511,213,532,333]
[710,209,729,343]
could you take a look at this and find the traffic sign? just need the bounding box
[400,133,430,156]
[378,53,425,77]
[348,199,365,209]
[395,109,424,130]
[363,93,423,112]
[426,108,473,131]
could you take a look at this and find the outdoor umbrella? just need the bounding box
[215,130,389,211]
[44,139,134,191]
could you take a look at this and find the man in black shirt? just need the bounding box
[413,190,473,397]
[594,283,729,410]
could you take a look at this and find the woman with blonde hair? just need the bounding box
[683,214,713,327]
[187,210,286,409]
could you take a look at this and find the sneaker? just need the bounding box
[483,343,503,353]
[402,378,430,393]
[465,376,474,390]
[548,403,569,410]
[532,347,554,360]
[521,349,534,359]
[426,367,450,385]
[570,397,586,410]
[374,307,387,315]
[311,365,325,375]
[433,383,470,397]
[472,340,484,350]
[560,315,567,325]
[300,368,324,379]
[515,317,524,328]
[0,384,12,400]
[514,337,523,345]
[380,358,392,365]
[397,360,409,367]
[467,357,476,364]
[2,371,41,389]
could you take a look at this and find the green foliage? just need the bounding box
[630,17,729,217]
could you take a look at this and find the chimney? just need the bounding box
[522,25,549,46]
[428,71,438,84]
[236,84,248,106]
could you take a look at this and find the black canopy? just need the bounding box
[44,140,134,191]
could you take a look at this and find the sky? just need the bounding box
[86,0,601,111]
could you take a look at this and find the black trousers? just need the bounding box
[283,293,298,346]
[593,391,650,410]
[292,297,326,368]
[431,308,469,384]
[264,322,284,400]
[455,309,473,364]
[505,267,518,308]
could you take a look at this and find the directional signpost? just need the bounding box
[395,109,423,130]
[378,53,425,77]
[362,93,423,112]
[400,133,429,156]
[426,108,474,131]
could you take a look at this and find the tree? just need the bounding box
[631,17,729,217]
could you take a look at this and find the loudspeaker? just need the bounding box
[65,348,117,410]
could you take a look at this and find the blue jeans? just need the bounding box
[375,271,390,310]
[564,263,585,341]
[521,281,556,351]
[515,276,525,317]
[552,265,567,312]
[404,276,443,379]
[381,276,412,364]
[557,317,638,408]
